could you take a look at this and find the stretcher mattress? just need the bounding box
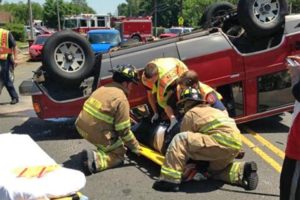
[0,134,86,200]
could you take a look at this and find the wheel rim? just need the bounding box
[253,0,280,24]
[54,41,85,73]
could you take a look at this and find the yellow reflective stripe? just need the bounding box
[0,29,9,60]
[161,166,182,180]
[115,119,131,131]
[96,150,108,170]
[122,130,135,142]
[97,139,123,153]
[229,162,241,183]
[87,97,102,109]
[212,133,242,150]
[199,118,235,133]
[83,102,114,124]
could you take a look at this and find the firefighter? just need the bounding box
[152,87,258,192]
[176,70,227,113]
[141,57,188,131]
[0,28,19,104]
[76,64,141,174]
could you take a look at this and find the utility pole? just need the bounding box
[154,0,157,37]
[56,0,61,31]
[28,0,34,40]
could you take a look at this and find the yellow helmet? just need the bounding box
[111,64,139,84]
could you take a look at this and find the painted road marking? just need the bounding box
[239,133,282,173]
[244,127,285,159]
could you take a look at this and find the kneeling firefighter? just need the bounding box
[75,64,141,174]
[153,87,258,192]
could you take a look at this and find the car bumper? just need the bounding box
[19,79,42,96]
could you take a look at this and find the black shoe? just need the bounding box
[10,98,19,104]
[242,161,258,190]
[82,149,95,175]
[152,180,179,192]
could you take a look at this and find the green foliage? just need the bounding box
[3,23,26,41]
[0,2,43,24]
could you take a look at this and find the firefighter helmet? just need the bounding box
[111,64,140,84]
[177,87,204,106]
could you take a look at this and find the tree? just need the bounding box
[43,0,62,29]
[117,3,128,16]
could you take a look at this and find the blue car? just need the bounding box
[87,29,121,54]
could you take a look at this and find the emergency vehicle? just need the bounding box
[20,0,298,124]
[63,14,111,34]
[112,16,153,42]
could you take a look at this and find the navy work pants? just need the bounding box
[0,60,18,100]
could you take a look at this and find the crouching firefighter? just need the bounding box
[153,87,258,192]
[75,64,141,174]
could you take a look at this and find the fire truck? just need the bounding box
[112,16,153,42]
[63,14,111,34]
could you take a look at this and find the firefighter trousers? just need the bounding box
[160,132,245,185]
[76,126,126,171]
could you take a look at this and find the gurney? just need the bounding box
[0,134,86,200]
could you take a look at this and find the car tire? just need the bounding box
[200,2,236,29]
[237,0,288,38]
[42,30,95,84]
[131,35,142,42]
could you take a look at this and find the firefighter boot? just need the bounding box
[152,180,179,192]
[82,149,96,175]
[242,161,258,190]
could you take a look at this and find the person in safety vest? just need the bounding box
[152,87,258,192]
[176,70,227,114]
[141,57,188,132]
[0,28,19,104]
[76,64,141,175]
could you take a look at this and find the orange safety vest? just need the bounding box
[0,28,11,60]
[153,58,188,108]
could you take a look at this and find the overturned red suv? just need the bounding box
[20,0,299,124]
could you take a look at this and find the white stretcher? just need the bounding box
[0,134,86,200]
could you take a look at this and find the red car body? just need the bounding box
[20,15,300,124]
[29,34,52,61]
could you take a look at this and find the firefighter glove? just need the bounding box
[167,117,178,132]
[151,113,159,123]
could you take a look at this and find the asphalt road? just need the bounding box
[0,60,293,200]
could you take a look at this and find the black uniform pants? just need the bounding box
[0,60,18,100]
[280,156,300,200]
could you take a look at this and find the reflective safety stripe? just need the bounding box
[212,133,242,150]
[115,119,131,131]
[199,82,223,100]
[229,162,241,183]
[199,118,242,150]
[0,29,9,60]
[83,101,114,124]
[96,150,108,171]
[161,165,182,181]
[121,130,135,142]
[97,139,123,153]
[199,118,236,133]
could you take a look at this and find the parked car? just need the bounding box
[19,0,295,124]
[29,34,52,61]
[159,27,194,38]
[87,29,121,54]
